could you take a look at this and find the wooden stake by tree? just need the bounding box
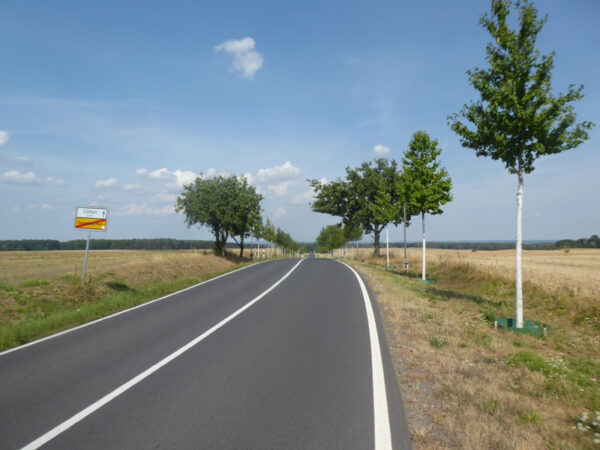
[401,131,453,281]
[448,0,594,328]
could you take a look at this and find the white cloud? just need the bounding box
[12,156,31,163]
[291,188,316,205]
[267,180,294,197]
[373,144,391,156]
[214,37,264,79]
[204,168,218,178]
[147,168,171,179]
[0,130,8,146]
[247,161,301,184]
[122,183,142,191]
[1,170,40,184]
[137,168,198,189]
[119,203,175,216]
[173,170,197,188]
[151,193,178,203]
[46,177,67,186]
[95,178,118,188]
[11,205,20,212]
[40,204,55,210]
[290,177,326,205]
[274,207,287,219]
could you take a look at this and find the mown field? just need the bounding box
[346,247,600,449]
[0,250,250,351]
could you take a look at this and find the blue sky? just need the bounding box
[1,0,598,243]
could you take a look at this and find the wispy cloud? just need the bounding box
[267,180,295,197]
[1,170,40,184]
[136,167,198,189]
[46,177,67,186]
[118,203,175,216]
[0,130,8,146]
[373,144,391,156]
[290,177,325,205]
[95,178,118,188]
[214,37,264,79]
[274,207,287,219]
[151,193,178,203]
[40,204,55,210]
[244,161,301,185]
[122,183,143,191]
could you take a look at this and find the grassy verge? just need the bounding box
[349,256,600,449]
[0,250,254,352]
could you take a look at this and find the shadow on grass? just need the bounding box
[424,286,505,308]
[105,281,136,293]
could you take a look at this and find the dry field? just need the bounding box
[0,250,246,349]
[344,247,600,448]
[345,247,600,298]
[0,249,235,286]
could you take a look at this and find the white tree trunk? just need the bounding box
[422,212,426,281]
[516,170,524,328]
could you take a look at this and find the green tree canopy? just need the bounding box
[402,131,453,218]
[448,0,593,176]
[343,223,363,243]
[175,175,263,256]
[310,158,408,255]
[229,177,263,257]
[316,225,346,253]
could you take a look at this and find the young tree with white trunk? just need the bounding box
[448,0,593,328]
[401,131,453,281]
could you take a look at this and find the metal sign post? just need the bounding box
[75,206,108,284]
[82,230,92,283]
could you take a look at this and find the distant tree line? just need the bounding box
[555,235,599,249]
[1,235,597,252]
[1,239,219,251]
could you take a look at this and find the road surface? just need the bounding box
[0,258,411,449]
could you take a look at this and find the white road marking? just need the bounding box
[0,260,267,357]
[21,259,303,450]
[338,261,393,450]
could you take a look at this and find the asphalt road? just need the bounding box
[0,258,411,449]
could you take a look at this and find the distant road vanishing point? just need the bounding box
[0,258,411,449]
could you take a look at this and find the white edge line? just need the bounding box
[0,260,270,357]
[338,260,393,450]
[21,259,303,450]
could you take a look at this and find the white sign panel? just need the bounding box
[76,207,108,219]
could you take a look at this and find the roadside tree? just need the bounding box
[316,225,346,254]
[310,159,407,256]
[229,178,263,257]
[448,0,593,327]
[175,175,262,257]
[401,131,453,281]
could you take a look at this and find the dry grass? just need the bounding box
[344,247,600,449]
[0,250,248,349]
[0,249,234,285]
[348,247,600,298]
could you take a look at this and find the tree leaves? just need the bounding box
[448,0,594,175]
[175,175,263,256]
[401,131,453,217]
